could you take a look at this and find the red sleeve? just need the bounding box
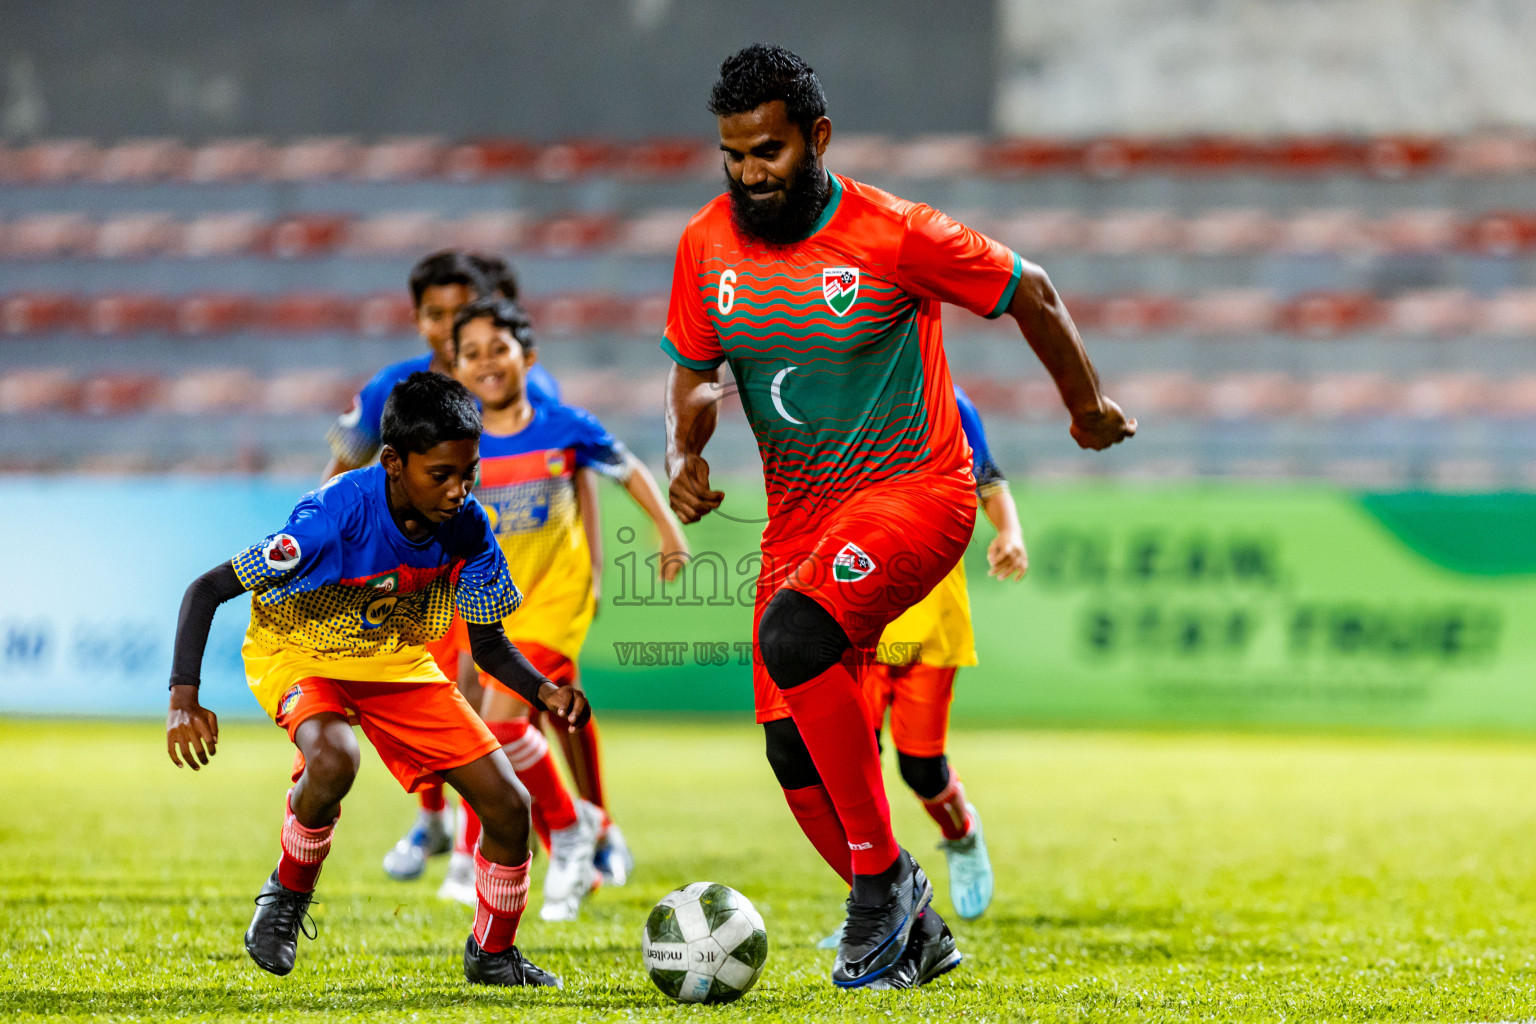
[660,223,726,370]
[894,204,1024,320]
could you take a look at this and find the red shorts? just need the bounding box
[423,612,469,681]
[480,641,577,708]
[862,663,957,758]
[753,472,976,723]
[277,676,500,793]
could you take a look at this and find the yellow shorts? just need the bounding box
[243,635,449,718]
[504,572,595,663]
[876,558,977,669]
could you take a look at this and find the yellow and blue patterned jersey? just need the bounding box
[954,384,1005,499]
[233,464,521,663]
[475,403,631,598]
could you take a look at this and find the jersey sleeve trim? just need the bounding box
[660,336,725,371]
[985,251,1025,320]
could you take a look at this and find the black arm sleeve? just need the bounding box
[169,562,247,689]
[466,621,550,711]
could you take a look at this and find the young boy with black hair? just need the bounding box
[166,371,585,988]
[449,296,689,919]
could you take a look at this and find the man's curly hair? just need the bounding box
[708,44,827,140]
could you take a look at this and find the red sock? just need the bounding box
[419,783,446,814]
[530,801,552,853]
[783,783,853,885]
[920,771,974,842]
[278,791,335,893]
[456,796,482,857]
[779,655,900,876]
[472,845,530,953]
[488,719,578,831]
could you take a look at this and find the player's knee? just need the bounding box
[473,775,531,844]
[762,718,822,790]
[304,740,360,801]
[897,751,950,800]
[759,590,849,690]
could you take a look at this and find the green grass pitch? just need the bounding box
[6,718,1536,1022]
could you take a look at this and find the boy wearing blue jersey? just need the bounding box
[166,372,585,988]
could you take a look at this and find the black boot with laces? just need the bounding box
[244,870,316,976]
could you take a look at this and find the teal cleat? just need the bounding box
[937,804,993,920]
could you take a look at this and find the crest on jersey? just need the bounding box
[367,571,399,594]
[546,449,567,476]
[822,267,859,316]
[265,534,301,570]
[278,685,303,718]
[832,542,877,583]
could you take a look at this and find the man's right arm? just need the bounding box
[664,363,726,524]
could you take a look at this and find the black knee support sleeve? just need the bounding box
[759,589,850,690]
[897,751,951,801]
[763,717,822,790]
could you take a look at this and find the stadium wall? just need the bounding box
[3,477,1534,731]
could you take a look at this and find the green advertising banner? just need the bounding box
[582,482,1536,731]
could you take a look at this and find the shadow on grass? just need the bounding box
[0,985,667,1016]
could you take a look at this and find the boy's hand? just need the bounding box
[658,526,691,583]
[540,681,592,732]
[167,684,219,770]
[988,530,1029,581]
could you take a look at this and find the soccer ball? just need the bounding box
[641,882,768,1003]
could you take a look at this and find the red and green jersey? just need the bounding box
[661,172,1023,528]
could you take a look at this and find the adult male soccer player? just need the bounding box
[662,45,1135,989]
[450,296,689,917]
[165,372,588,987]
[863,385,1025,923]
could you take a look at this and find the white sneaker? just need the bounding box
[594,821,634,887]
[539,800,602,921]
[382,810,451,881]
[437,850,477,907]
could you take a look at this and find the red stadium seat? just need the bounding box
[949,376,1019,415]
[443,140,541,180]
[1399,373,1491,419]
[1097,294,1184,335]
[619,139,715,178]
[1182,290,1282,335]
[1255,137,1370,175]
[79,373,164,415]
[87,294,177,335]
[160,368,261,414]
[1384,289,1476,336]
[5,214,95,259]
[618,209,695,256]
[93,214,182,259]
[1152,137,1263,175]
[1304,373,1401,419]
[94,139,190,183]
[624,294,670,335]
[979,138,1088,176]
[264,370,359,415]
[186,139,275,182]
[1282,292,1382,337]
[259,294,359,333]
[892,135,981,178]
[0,368,81,414]
[1363,137,1448,178]
[1372,209,1461,253]
[267,214,351,258]
[180,212,269,258]
[532,214,619,255]
[1111,372,1206,417]
[1181,209,1281,255]
[2,293,86,334]
[1087,210,1182,255]
[1463,212,1536,256]
[1280,210,1373,253]
[523,293,615,336]
[1447,134,1536,176]
[1475,289,1536,335]
[986,209,1087,254]
[535,141,618,181]
[356,137,447,181]
[273,137,361,181]
[11,139,101,183]
[448,211,530,252]
[1492,375,1536,418]
[823,134,895,177]
[1206,373,1303,419]
[176,293,257,335]
[356,292,416,336]
[1081,138,1158,179]
[344,212,448,257]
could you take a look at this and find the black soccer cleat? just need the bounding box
[463,936,562,988]
[244,870,316,976]
[831,850,934,988]
[864,907,963,991]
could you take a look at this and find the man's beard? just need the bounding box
[726,148,831,247]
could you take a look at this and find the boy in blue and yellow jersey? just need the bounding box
[860,385,1025,924]
[449,296,689,919]
[165,372,586,989]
